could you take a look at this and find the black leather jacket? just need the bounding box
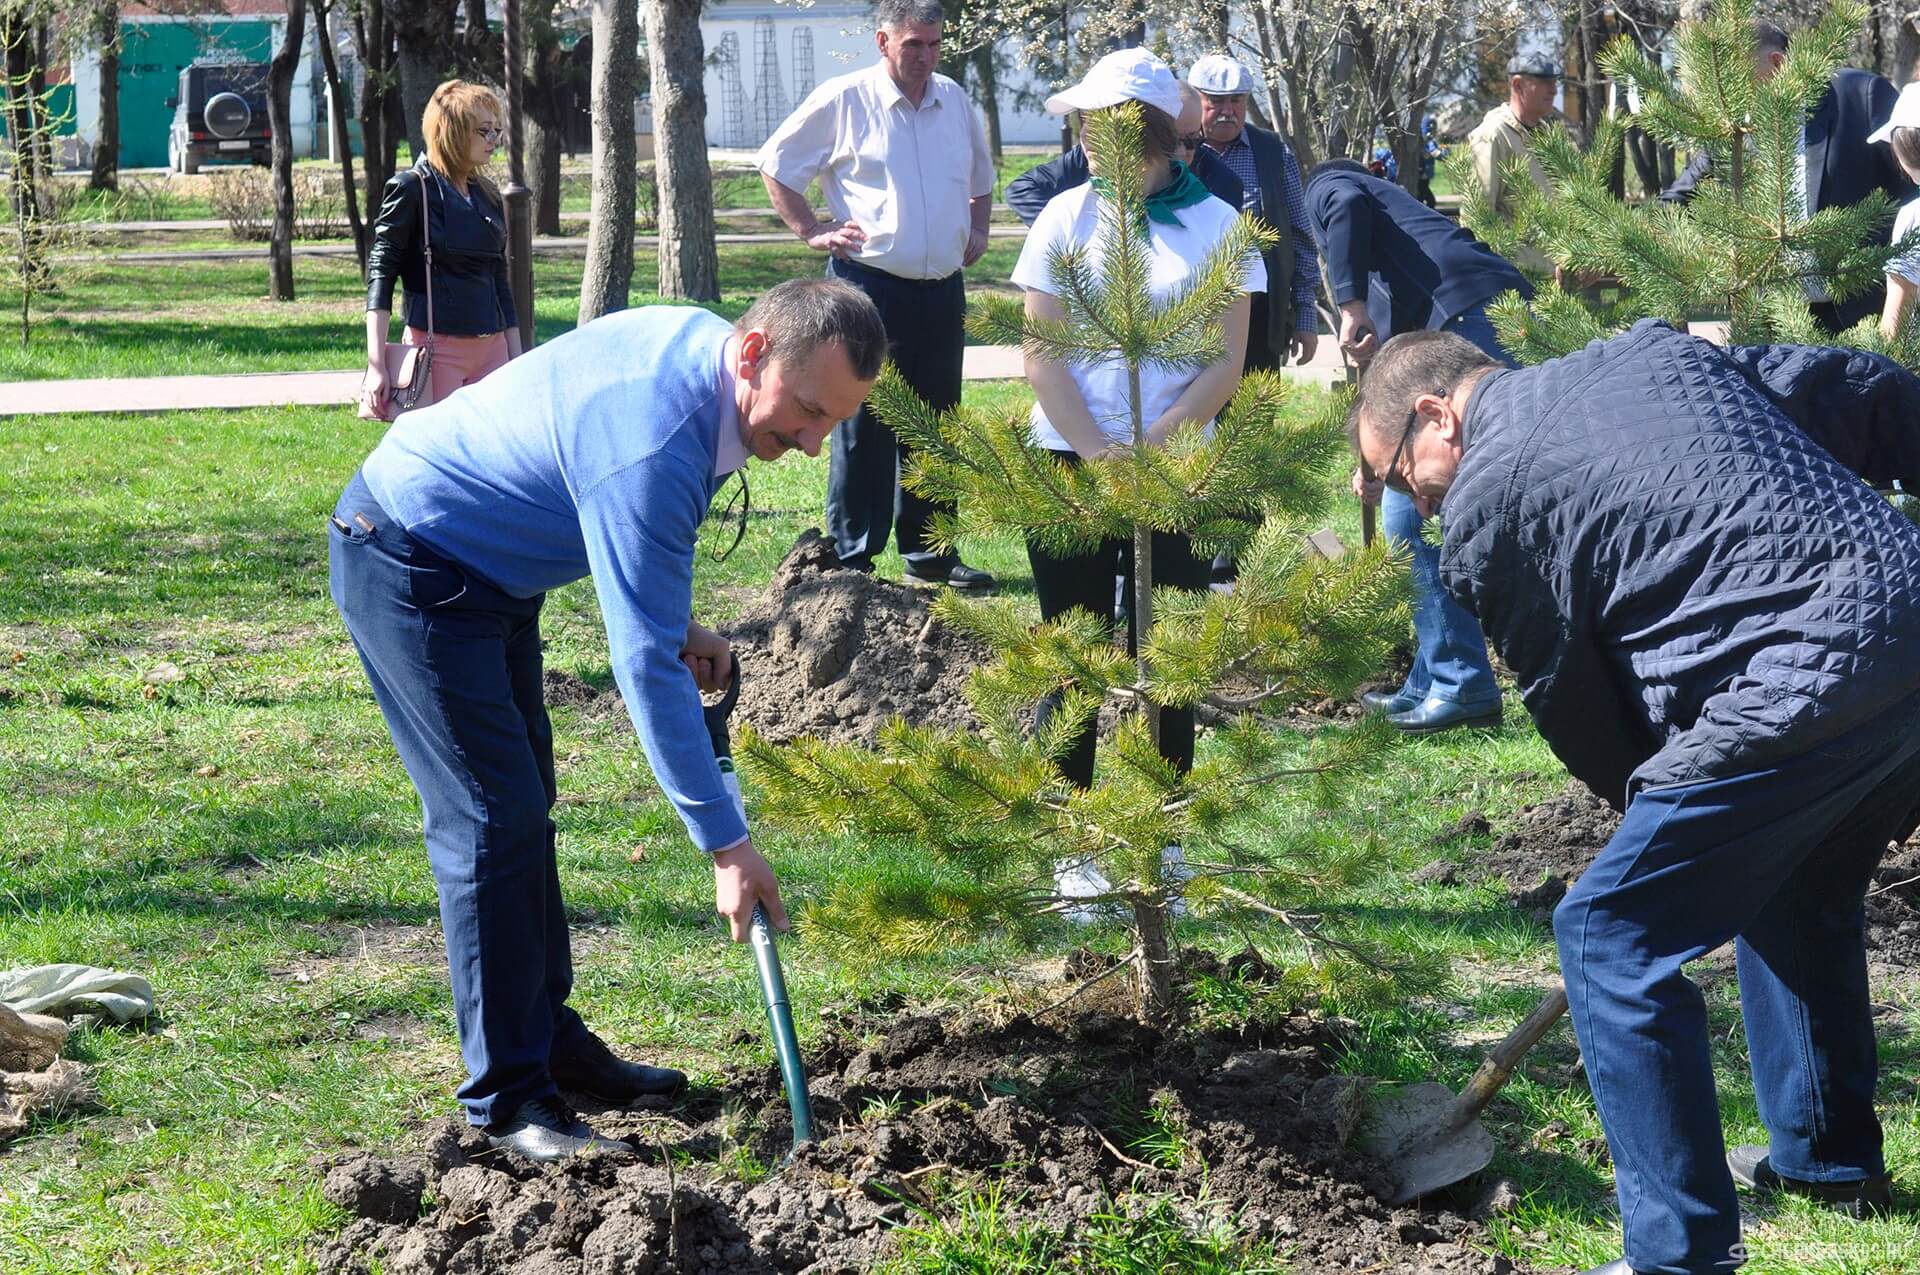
[365,157,515,336]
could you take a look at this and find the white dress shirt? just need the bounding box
[757,62,995,281]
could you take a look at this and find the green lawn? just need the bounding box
[1,389,1915,1270]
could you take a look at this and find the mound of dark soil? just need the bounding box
[313,991,1529,1274]
[1427,782,1920,967]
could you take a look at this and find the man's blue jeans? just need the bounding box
[1555,699,1920,1273]
[1382,305,1505,709]
[329,470,592,1128]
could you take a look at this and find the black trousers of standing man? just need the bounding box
[826,256,963,573]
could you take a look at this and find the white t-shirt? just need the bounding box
[1010,183,1266,452]
[1889,195,1920,285]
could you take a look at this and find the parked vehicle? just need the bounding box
[167,62,272,175]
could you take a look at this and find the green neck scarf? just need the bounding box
[1090,160,1212,228]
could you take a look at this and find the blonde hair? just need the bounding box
[422,80,500,184]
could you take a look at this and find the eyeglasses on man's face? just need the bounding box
[1380,397,1442,497]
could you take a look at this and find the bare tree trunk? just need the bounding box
[351,0,396,201]
[389,0,455,156]
[1131,895,1175,1026]
[528,115,562,233]
[313,0,368,268]
[580,0,639,319]
[971,44,1002,162]
[640,0,717,301]
[523,0,566,235]
[268,0,310,300]
[89,0,119,191]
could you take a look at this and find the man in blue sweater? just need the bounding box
[330,279,886,1161]
[1348,322,1920,1274]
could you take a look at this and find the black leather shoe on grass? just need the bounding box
[485,1097,635,1163]
[1360,688,1417,715]
[904,561,997,590]
[551,1033,688,1105]
[1385,695,1503,735]
[1727,1144,1894,1218]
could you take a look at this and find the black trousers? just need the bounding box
[1243,290,1278,374]
[826,256,964,570]
[1027,451,1211,789]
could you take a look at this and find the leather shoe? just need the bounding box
[904,560,997,590]
[1385,695,1503,735]
[485,1097,634,1163]
[1727,1144,1893,1218]
[551,1032,688,1105]
[1360,687,1418,715]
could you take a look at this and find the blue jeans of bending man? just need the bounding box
[1554,696,1920,1274]
[329,470,593,1128]
[1382,304,1505,709]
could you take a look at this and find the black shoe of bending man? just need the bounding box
[904,560,997,590]
[550,1032,688,1106]
[1385,695,1503,735]
[1727,1144,1895,1218]
[485,1097,636,1163]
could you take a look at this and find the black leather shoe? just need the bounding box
[1727,1144,1893,1218]
[485,1097,635,1163]
[551,1032,688,1105]
[905,561,997,590]
[1385,695,1503,735]
[1360,688,1417,715]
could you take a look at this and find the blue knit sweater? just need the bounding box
[362,306,749,852]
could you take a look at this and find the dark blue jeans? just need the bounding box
[1555,700,1920,1273]
[328,471,591,1128]
[1383,305,1506,708]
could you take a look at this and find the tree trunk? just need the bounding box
[580,0,639,319]
[639,0,717,302]
[459,0,499,82]
[3,8,47,329]
[971,44,1002,162]
[312,0,368,268]
[268,0,310,301]
[89,0,119,191]
[352,0,397,210]
[389,0,455,156]
[1131,895,1175,1026]
[522,0,566,236]
[528,115,562,233]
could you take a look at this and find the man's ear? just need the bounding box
[1429,390,1466,444]
[737,329,770,377]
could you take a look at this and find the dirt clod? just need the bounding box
[323,1153,426,1225]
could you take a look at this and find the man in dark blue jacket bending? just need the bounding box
[1347,319,1920,1275]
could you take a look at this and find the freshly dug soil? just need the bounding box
[1424,782,1920,968]
[720,531,991,747]
[313,981,1528,1275]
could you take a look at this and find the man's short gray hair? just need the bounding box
[737,278,889,381]
[1347,330,1499,454]
[874,0,943,30]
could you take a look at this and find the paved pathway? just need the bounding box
[3,343,1351,417]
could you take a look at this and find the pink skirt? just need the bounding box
[406,327,511,405]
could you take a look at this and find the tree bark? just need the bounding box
[268,0,310,301]
[971,44,1001,162]
[528,115,562,233]
[89,0,119,191]
[313,0,368,268]
[389,0,455,156]
[522,0,566,235]
[350,0,397,202]
[580,0,638,319]
[1131,894,1175,1026]
[638,0,717,302]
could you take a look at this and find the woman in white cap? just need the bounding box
[1876,81,1920,341]
[1010,47,1265,811]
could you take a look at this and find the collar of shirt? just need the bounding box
[712,337,749,478]
[870,61,941,113]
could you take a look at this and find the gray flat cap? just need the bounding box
[1507,53,1562,79]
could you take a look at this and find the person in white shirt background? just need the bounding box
[1010,47,1264,818]
[756,0,999,591]
[1875,82,1920,341]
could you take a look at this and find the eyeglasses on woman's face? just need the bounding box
[477,124,505,143]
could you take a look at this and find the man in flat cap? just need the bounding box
[1466,53,1564,273]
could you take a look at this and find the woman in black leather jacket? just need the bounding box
[361,80,523,418]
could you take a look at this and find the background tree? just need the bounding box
[1456,0,1911,362]
[348,0,400,205]
[388,0,455,153]
[0,38,84,345]
[578,0,637,319]
[312,0,368,266]
[87,0,118,191]
[266,0,309,301]
[742,105,1414,1025]
[643,0,718,300]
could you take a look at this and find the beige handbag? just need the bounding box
[361,176,435,422]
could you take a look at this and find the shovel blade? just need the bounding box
[1356,1082,1496,1207]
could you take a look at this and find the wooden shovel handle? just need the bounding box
[1444,984,1569,1131]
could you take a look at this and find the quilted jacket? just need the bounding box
[1441,319,1920,810]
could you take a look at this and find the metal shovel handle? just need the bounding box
[750,901,814,1145]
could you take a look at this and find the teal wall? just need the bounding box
[116,20,276,168]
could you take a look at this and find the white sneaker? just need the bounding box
[1054,855,1115,925]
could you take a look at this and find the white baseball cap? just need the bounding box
[1187,54,1257,97]
[1868,81,1920,144]
[1044,48,1184,121]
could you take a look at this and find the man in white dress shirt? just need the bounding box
[757,0,999,589]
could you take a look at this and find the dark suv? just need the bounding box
[168,62,272,175]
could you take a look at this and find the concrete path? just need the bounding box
[3,342,1352,418]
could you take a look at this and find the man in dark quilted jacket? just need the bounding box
[1348,319,1920,1275]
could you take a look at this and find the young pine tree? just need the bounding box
[1453,0,1919,363]
[741,104,1414,1026]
